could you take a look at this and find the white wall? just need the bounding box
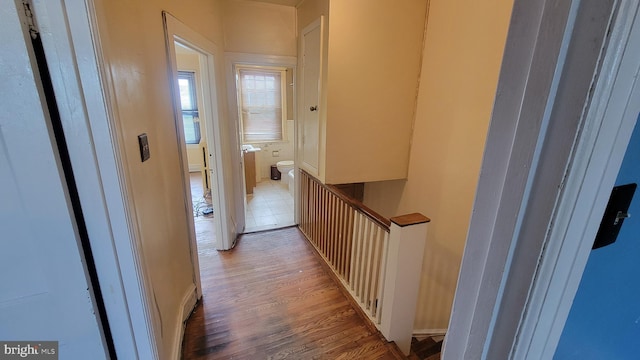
[363,0,515,330]
[254,120,295,179]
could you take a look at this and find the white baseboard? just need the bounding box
[189,164,202,172]
[413,328,447,337]
[171,283,198,360]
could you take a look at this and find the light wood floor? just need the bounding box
[182,227,404,359]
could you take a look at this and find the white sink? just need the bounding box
[242,144,261,152]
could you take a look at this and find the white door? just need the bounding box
[0,1,107,357]
[300,18,323,176]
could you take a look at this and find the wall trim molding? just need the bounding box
[224,51,297,67]
[171,284,198,360]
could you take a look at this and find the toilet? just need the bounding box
[276,160,295,196]
[276,160,294,182]
[287,169,295,197]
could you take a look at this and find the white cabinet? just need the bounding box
[299,17,324,180]
[297,0,428,184]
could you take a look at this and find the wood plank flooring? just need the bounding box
[182,227,404,359]
[408,336,443,360]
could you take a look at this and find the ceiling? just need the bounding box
[241,0,303,7]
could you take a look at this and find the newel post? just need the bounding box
[380,213,430,355]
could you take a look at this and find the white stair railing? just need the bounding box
[298,170,429,355]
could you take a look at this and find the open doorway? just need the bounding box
[225,54,297,233]
[173,43,219,253]
[238,65,295,232]
[163,12,237,307]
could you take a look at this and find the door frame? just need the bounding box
[30,0,160,358]
[224,52,297,231]
[298,17,325,183]
[1,0,111,356]
[444,0,640,358]
[27,1,236,358]
[162,13,233,292]
[513,2,640,358]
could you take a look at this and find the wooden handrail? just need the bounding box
[301,169,391,231]
[390,213,431,227]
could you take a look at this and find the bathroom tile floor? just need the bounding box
[245,179,295,233]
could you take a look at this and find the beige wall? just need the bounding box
[364,0,514,330]
[222,0,297,182]
[186,145,205,172]
[94,0,227,357]
[223,0,297,56]
[297,0,427,184]
[324,0,427,184]
[297,0,328,30]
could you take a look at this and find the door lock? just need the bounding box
[614,211,631,226]
[310,105,318,111]
[593,183,636,249]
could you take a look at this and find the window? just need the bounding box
[178,71,201,144]
[237,66,287,143]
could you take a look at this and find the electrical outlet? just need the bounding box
[272,150,279,157]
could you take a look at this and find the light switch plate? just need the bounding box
[138,133,150,162]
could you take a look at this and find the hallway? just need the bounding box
[181,227,403,359]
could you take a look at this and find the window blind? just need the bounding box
[238,68,284,142]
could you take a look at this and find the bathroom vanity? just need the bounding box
[242,145,260,195]
[244,151,256,195]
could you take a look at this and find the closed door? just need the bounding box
[300,18,322,175]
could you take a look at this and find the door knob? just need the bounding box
[310,105,318,111]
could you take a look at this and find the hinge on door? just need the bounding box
[22,0,39,39]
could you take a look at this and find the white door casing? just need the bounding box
[514,1,640,358]
[444,0,640,358]
[30,0,162,357]
[0,1,107,357]
[223,52,297,233]
[163,12,232,255]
